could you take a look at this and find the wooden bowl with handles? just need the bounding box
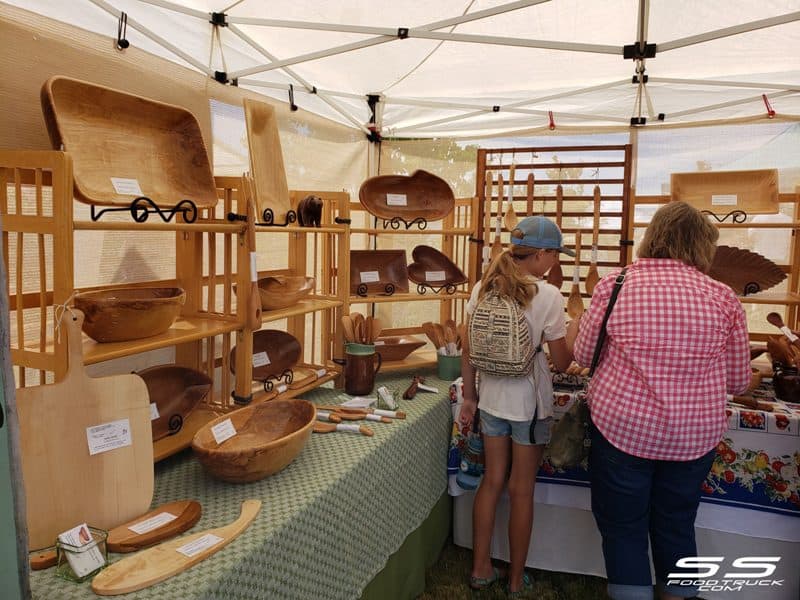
[374,336,427,362]
[74,287,185,343]
[137,365,212,441]
[191,399,315,483]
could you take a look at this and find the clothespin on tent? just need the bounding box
[762,94,776,119]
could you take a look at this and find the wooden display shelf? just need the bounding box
[249,367,340,403]
[255,225,347,234]
[350,227,474,235]
[738,291,800,305]
[261,297,343,324]
[73,220,245,234]
[153,404,224,462]
[633,221,800,229]
[349,292,469,304]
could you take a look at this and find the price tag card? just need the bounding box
[374,340,385,346]
[252,351,271,367]
[149,402,160,421]
[58,523,106,578]
[211,418,237,445]
[360,271,380,283]
[110,177,144,196]
[86,419,132,456]
[128,512,178,535]
[386,193,408,206]
[425,270,446,281]
[417,383,439,393]
[711,194,737,206]
[176,533,223,558]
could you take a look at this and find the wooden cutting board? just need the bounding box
[107,500,202,553]
[16,310,153,550]
[92,499,261,595]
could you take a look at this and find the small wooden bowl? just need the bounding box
[374,336,427,362]
[229,329,302,381]
[191,399,315,483]
[137,365,212,441]
[257,275,315,310]
[74,287,185,343]
[407,245,467,288]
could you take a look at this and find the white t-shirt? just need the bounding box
[465,279,566,422]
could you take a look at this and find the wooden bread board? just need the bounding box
[670,169,778,214]
[107,500,202,553]
[92,499,261,595]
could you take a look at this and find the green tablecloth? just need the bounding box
[29,369,453,600]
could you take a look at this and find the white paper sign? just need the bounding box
[425,270,446,281]
[336,424,362,434]
[359,271,380,283]
[252,351,271,367]
[416,383,439,393]
[110,177,144,196]
[128,512,178,535]
[86,419,132,456]
[386,193,408,206]
[176,533,223,558]
[58,523,106,578]
[365,414,383,422]
[374,340,385,346]
[149,402,160,421]
[211,418,237,445]
[711,194,738,206]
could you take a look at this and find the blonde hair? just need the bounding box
[637,201,719,272]
[479,242,539,307]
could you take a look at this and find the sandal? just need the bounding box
[469,566,501,590]
[506,572,533,598]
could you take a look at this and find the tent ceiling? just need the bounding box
[5,0,800,137]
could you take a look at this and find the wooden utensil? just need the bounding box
[421,321,444,353]
[107,500,202,553]
[352,313,366,344]
[92,500,261,595]
[341,315,355,343]
[30,549,57,570]
[503,164,518,231]
[585,184,601,295]
[526,172,535,216]
[567,231,585,319]
[370,317,382,342]
[767,312,800,349]
[365,316,373,344]
[16,310,153,550]
[490,173,505,260]
[546,183,564,288]
[444,319,459,355]
[483,171,494,272]
[727,394,775,412]
[313,422,374,436]
[432,322,448,353]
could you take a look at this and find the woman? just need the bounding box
[460,215,577,595]
[572,201,751,600]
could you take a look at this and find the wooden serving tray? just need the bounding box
[407,244,467,288]
[359,170,454,222]
[350,249,409,296]
[670,169,778,214]
[41,76,217,208]
[374,336,427,362]
[107,500,202,553]
[137,366,212,442]
[229,329,301,381]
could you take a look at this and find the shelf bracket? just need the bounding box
[90,197,198,223]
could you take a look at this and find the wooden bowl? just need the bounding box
[229,329,302,381]
[137,365,212,441]
[74,287,185,343]
[709,245,785,296]
[407,245,467,289]
[359,170,454,222]
[350,250,409,296]
[41,76,217,209]
[191,399,315,483]
[257,276,315,310]
[374,336,427,362]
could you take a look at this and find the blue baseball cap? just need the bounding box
[511,215,575,256]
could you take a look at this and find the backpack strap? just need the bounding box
[588,268,627,377]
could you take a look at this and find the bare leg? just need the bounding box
[506,441,544,592]
[471,434,511,580]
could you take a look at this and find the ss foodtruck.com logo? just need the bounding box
[667,557,783,592]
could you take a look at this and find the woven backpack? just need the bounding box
[468,291,535,377]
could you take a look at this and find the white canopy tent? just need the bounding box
[5,0,800,138]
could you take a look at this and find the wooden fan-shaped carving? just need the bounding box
[709,245,785,296]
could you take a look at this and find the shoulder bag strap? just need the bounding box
[588,267,627,377]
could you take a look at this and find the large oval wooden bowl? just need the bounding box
[359,170,454,222]
[374,336,427,362]
[407,245,468,287]
[74,287,186,343]
[257,275,315,310]
[229,329,302,381]
[192,399,315,483]
[137,365,212,441]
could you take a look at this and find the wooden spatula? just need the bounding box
[567,231,585,319]
[585,184,601,295]
[491,173,505,260]
[92,500,261,595]
[313,422,374,436]
[341,315,355,343]
[371,317,382,342]
[432,322,448,354]
[503,164,518,231]
[546,183,564,289]
[526,172,535,216]
[422,321,444,353]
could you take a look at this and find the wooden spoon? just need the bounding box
[766,312,800,349]
[351,312,366,344]
[503,164,518,231]
[491,173,505,260]
[313,422,373,436]
[585,184,601,295]
[365,316,373,344]
[341,315,355,343]
[371,317,382,342]
[525,172,535,217]
[546,183,564,288]
[432,322,448,354]
[444,319,459,355]
[567,231,585,319]
[421,321,440,348]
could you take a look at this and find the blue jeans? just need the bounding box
[589,424,715,600]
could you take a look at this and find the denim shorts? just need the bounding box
[480,410,552,446]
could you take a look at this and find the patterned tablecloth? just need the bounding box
[29,369,451,600]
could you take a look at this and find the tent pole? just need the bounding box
[658,11,800,52]
[649,77,800,92]
[669,90,797,119]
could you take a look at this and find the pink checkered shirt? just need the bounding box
[573,258,751,461]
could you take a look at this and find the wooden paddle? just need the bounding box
[92,500,261,595]
[526,172,535,217]
[16,310,153,550]
[107,500,202,553]
[585,184,601,295]
[490,173,505,260]
[313,422,374,436]
[482,171,494,272]
[244,187,262,331]
[567,231,585,319]
[546,183,564,288]
[503,164,518,231]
